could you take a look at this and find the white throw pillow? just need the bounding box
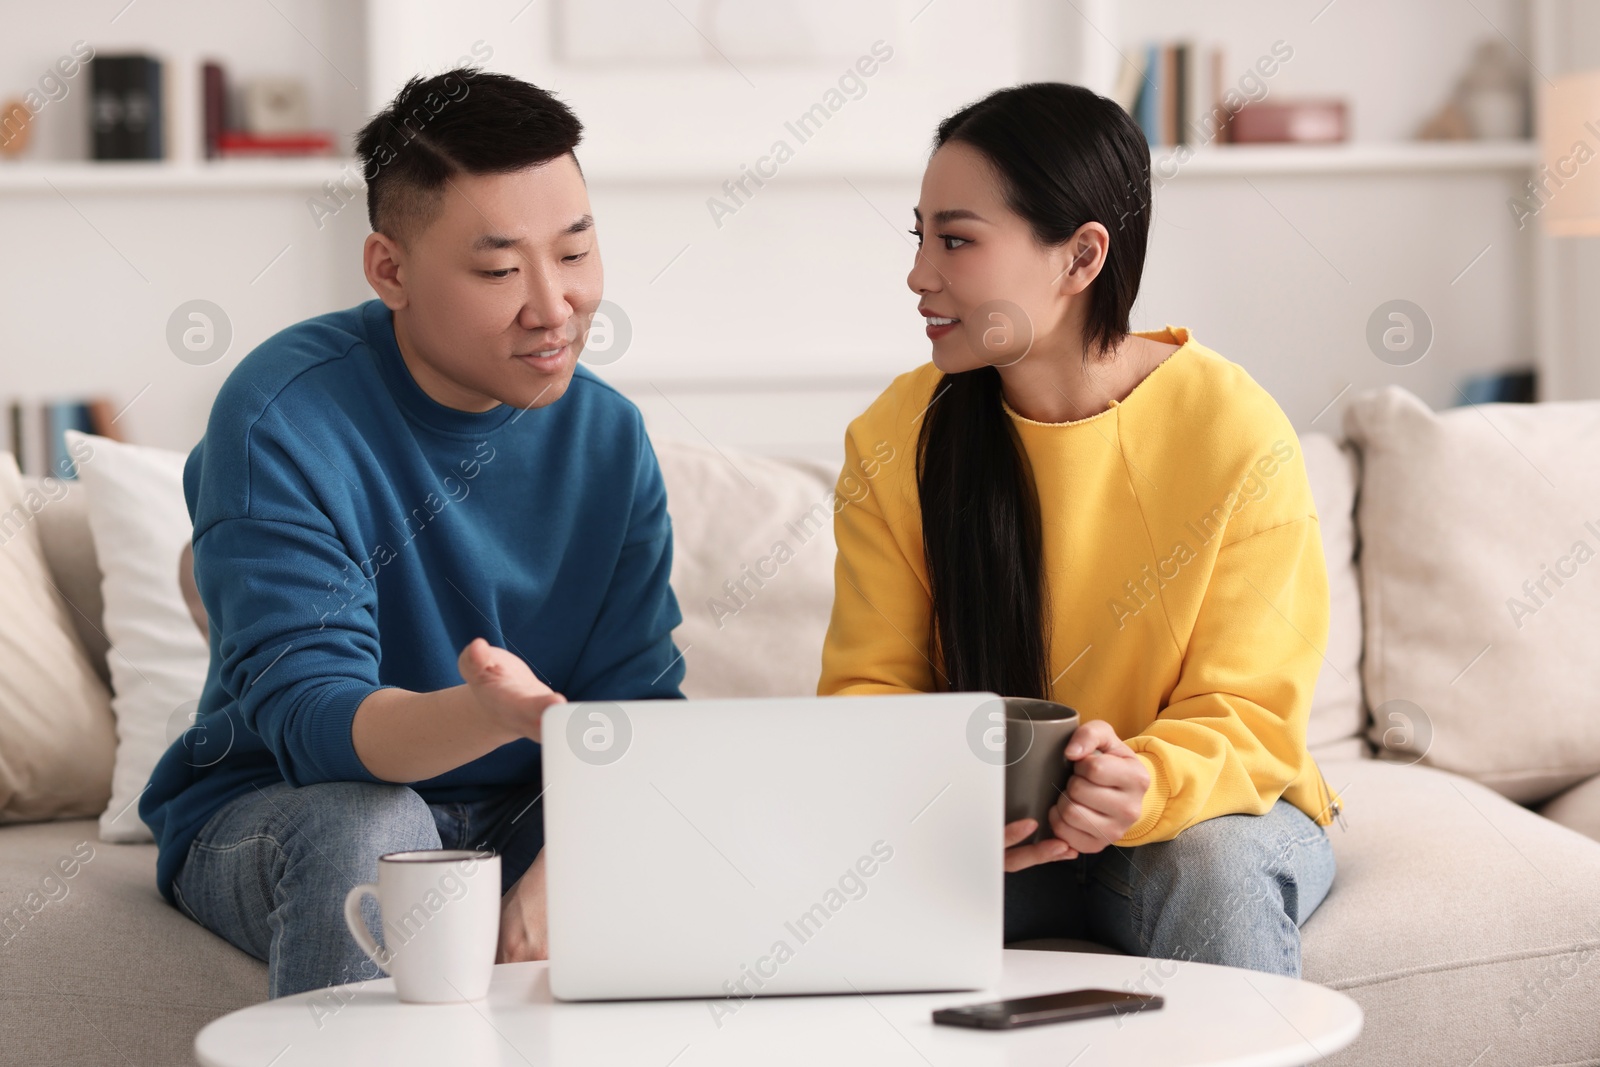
[65,431,210,843]
[657,439,840,699]
[0,451,117,823]
[1300,432,1368,763]
[1343,386,1600,803]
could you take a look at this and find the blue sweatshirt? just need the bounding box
[140,299,685,906]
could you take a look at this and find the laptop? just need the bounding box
[540,692,1003,1002]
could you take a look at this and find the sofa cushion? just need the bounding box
[0,453,117,824]
[1539,771,1600,844]
[1304,757,1600,1065]
[1301,432,1368,759]
[1343,386,1600,804]
[23,471,112,691]
[66,432,211,843]
[657,438,841,698]
[0,817,266,1066]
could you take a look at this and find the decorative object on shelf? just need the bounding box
[1533,69,1600,236]
[1418,39,1528,141]
[242,77,310,134]
[0,98,31,159]
[1229,100,1348,144]
[2,41,94,161]
[89,54,163,160]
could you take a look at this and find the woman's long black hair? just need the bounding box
[916,83,1152,699]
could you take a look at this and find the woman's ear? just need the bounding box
[1055,221,1111,296]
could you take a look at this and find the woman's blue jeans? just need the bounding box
[172,779,1333,1001]
[171,778,548,1000]
[1004,796,1337,978]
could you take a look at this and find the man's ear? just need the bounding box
[363,231,409,311]
[1055,221,1111,296]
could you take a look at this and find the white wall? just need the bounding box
[0,0,1563,467]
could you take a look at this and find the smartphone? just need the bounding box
[932,988,1163,1030]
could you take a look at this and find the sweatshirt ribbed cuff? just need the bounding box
[304,680,392,783]
[1118,751,1169,845]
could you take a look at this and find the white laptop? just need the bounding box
[540,692,1003,1002]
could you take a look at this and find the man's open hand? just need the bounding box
[497,851,548,963]
[458,637,565,745]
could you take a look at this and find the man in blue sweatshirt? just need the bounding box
[139,68,685,999]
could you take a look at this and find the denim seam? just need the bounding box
[190,831,291,915]
[1266,825,1305,975]
[1088,846,1135,899]
[170,871,201,924]
[177,831,286,961]
[1123,853,1152,955]
[189,833,285,857]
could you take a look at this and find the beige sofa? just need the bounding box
[5,387,1600,1066]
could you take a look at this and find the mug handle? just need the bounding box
[343,883,392,976]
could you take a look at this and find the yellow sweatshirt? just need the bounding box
[818,327,1346,846]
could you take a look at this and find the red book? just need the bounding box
[217,130,334,157]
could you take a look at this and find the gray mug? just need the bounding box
[1002,697,1080,845]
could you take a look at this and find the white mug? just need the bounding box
[342,848,500,1003]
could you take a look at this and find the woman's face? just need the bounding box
[907,141,1085,374]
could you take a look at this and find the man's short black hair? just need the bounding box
[353,68,583,247]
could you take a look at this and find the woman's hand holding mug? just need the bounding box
[1004,719,1151,873]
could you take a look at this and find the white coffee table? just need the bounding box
[196,948,1362,1066]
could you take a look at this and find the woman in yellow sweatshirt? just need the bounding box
[817,83,1345,978]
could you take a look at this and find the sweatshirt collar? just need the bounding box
[1001,326,1194,428]
[363,300,516,437]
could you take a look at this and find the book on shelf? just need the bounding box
[1454,368,1536,405]
[1122,41,1233,150]
[90,54,163,160]
[203,59,334,159]
[5,396,124,479]
[216,130,335,157]
[202,61,227,159]
[80,55,331,163]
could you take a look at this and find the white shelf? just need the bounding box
[0,159,363,192]
[1152,141,1539,177]
[0,141,1537,195]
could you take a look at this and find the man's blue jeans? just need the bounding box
[171,779,548,999]
[172,781,1333,1000]
[1004,797,1337,978]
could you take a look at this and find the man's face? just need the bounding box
[375,154,602,413]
